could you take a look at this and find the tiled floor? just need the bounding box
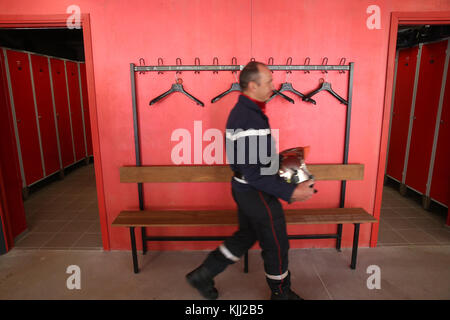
[378,179,450,246]
[3,170,449,299]
[14,161,102,250]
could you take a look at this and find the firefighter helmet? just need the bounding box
[278,147,314,184]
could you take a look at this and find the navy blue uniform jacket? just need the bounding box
[225,95,296,203]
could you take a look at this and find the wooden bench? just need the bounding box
[112,164,377,273]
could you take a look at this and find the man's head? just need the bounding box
[239,61,274,102]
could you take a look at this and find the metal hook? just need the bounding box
[176,58,182,74]
[139,58,145,74]
[194,57,201,74]
[286,57,293,74]
[304,57,310,74]
[321,57,328,74]
[268,57,274,73]
[231,57,238,74]
[339,57,346,74]
[157,58,164,74]
[213,57,219,74]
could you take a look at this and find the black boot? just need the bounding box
[186,265,219,300]
[271,288,303,300]
[267,271,304,300]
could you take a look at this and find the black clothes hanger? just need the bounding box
[149,78,204,107]
[267,83,316,105]
[269,89,295,104]
[211,82,241,103]
[302,79,348,105]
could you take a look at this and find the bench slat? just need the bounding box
[112,208,376,227]
[120,164,364,183]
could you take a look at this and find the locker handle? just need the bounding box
[17,119,21,123]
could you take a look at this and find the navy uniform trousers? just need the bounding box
[202,182,291,294]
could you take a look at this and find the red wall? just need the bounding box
[1,0,450,251]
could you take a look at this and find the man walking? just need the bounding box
[186,61,315,300]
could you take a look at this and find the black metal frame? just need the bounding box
[128,62,358,274]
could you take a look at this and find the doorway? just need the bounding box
[0,15,108,252]
[373,12,450,247]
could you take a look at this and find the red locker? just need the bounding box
[430,54,450,206]
[66,61,86,161]
[6,50,43,186]
[387,47,419,181]
[79,63,93,156]
[50,58,74,168]
[406,40,448,194]
[30,54,60,175]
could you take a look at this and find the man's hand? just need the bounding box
[290,180,315,202]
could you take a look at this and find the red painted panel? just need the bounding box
[430,52,450,206]
[30,54,60,175]
[66,61,86,161]
[6,50,43,185]
[387,47,418,181]
[406,40,448,194]
[0,49,27,242]
[79,63,93,156]
[50,58,74,168]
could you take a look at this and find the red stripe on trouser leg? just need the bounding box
[258,191,284,294]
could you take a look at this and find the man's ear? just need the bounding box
[247,81,256,92]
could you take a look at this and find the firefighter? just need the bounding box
[186,61,315,300]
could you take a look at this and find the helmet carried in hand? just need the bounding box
[278,147,314,184]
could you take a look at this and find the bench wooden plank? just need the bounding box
[119,164,364,183]
[112,208,376,227]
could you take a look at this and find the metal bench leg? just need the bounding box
[350,223,360,269]
[244,251,249,273]
[141,227,147,255]
[130,227,139,274]
[336,224,343,252]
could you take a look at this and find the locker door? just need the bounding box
[50,58,75,168]
[5,49,43,186]
[66,61,86,161]
[405,40,448,194]
[430,48,450,207]
[30,54,61,176]
[79,63,93,156]
[387,47,418,181]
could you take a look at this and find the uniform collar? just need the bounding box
[240,94,267,114]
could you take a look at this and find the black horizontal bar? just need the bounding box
[144,234,339,242]
[134,65,350,72]
[145,236,229,242]
[288,234,339,240]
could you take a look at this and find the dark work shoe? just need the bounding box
[186,265,219,300]
[271,288,303,300]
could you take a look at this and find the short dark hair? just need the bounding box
[239,61,266,91]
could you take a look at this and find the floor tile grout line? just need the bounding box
[311,259,334,300]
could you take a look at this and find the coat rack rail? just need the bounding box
[134,65,351,72]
